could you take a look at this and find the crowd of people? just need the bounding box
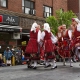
[0,46,22,67]
[1,17,80,69]
[24,17,80,69]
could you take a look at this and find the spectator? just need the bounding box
[17,47,21,56]
[16,47,22,64]
[4,47,13,66]
[0,54,6,67]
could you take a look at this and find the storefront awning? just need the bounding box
[0,24,22,32]
[21,32,30,37]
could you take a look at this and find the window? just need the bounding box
[0,0,8,7]
[43,6,52,18]
[22,0,35,15]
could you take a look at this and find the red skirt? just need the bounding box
[53,44,57,51]
[25,39,38,54]
[40,47,45,60]
[58,39,71,58]
[25,53,40,60]
[62,39,71,58]
[74,38,80,46]
[57,41,63,58]
[25,39,40,60]
[44,39,53,53]
[40,47,56,60]
[45,52,55,60]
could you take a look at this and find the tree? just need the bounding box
[46,16,58,35]
[46,9,77,35]
[56,9,77,28]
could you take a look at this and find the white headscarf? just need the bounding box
[72,18,80,24]
[43,23,50,33]
[31,22,38,32]
[72,18,80,31]
[77,23,80,31]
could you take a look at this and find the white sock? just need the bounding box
[30,61,32,66]
[69,58,73,66]
[45,60,49,66]
[43,59,46,64]
[33,61,37,67]
[63,58,66,66]
[52,60,56,68]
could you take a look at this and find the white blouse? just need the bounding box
[41,31,58,44]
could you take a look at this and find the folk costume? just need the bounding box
[72,18,80,59]
[61,25,73,67]
[62,27,72,57]
[41,23,57,69]
[57,26,63,58]
[25,22,41,69]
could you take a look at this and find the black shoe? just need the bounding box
[51,66,57,69]
[28,65,33,68]
[63,64,66,66]
[55,66,57,68]
[70,65,73,67]
[33,67,37,69]
[44,64,51,68]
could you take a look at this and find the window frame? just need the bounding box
[43,5,53,18]
[22,0,35,15]
[0,0,8,8]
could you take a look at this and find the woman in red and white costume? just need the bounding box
[61,24,73,67]
[71,18,80,60]
[25,22,41,69]
[57,26,63,58]
[40,23,57,69]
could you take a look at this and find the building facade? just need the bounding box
[67,0,80,19]
[0,0,67,52]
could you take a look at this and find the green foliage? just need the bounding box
[56,9,77,28]
[46,9,77,35]
[46,16,59,35]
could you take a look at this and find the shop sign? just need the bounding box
[0,28,14,31]
[0,14,19,26]
[0,28,20,32]
[0,15,3,22]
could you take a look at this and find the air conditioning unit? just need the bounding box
[13,33,21,39]
[33,9,36,15]
[29,9,36,15]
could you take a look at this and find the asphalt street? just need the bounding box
[0,62,80,80]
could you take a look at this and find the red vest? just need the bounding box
[44,31,51,40]
[74,27,80,38]
[63,30,69,39]
[30,31,38,40]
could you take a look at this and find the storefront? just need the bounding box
[0,14,21,53]
[0,11,45,53]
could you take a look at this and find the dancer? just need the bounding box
[71,18,80,60]
[61,24,73,67]
[40,23,57,69]
[25,22,41,69]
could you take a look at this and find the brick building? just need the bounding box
[67,0,80,19]
[0,0,67,52]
